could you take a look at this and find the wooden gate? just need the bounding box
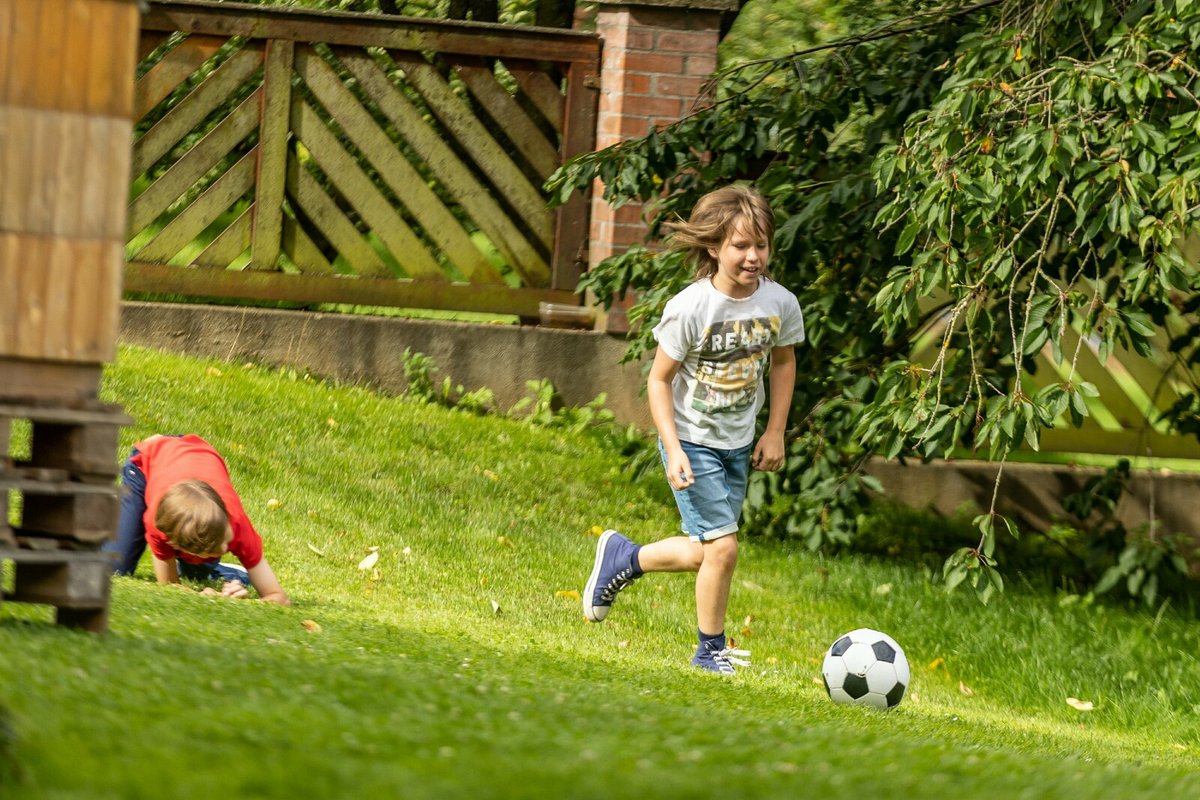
[125,1,599,317]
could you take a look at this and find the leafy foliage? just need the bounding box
[549,0,1200,599]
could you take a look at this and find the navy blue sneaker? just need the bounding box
[583,530,640,622]
[692,639,751,674]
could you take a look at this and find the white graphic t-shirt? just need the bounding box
[653,277,805,449]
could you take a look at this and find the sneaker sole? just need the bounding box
[582,529,617,622]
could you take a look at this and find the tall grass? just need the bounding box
[0,345,1197,798]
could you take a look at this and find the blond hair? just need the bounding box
[155,479,230,556]
[665,185,776,280]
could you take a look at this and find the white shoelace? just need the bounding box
[599,567,638,602]
[711,646,751,674]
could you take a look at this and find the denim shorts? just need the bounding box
[658,439,752,542]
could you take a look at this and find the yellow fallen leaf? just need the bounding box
[327,417,338,428]
[267,498,282,510]
[496,536,514,548]
[1014,45,1023,61]
[402,546,412,556]
[206,366,222,377]
[743,615,754,626]
[959,681,975,696]
[586,525,604,537]
[740,627,753,637]
[555,589,581,600]
[874,582,893,595]
[482,469,499,481]
[301,619,321,633]
[928,657,945,670]
[999,81,1013,95]
[766,656,778,665]
[479,575,488,587]
[307,510,318,520]
[1066,697,1094,711]
[306,543,325,557]
[811,676,824,685]
[358,551,380,570]
[617,640,629,648]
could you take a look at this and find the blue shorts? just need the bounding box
[658,439,752,542]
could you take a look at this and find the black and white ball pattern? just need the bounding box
[821,628,910,710]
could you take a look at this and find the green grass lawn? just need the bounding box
[2,345,1199,798]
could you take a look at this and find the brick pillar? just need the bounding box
[586,0,734,333]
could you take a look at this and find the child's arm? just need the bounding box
[152,555,181,585]
[752,344,796,471]
[246,559,290,606]
[648,348,694,489]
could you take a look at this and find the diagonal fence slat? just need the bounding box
[132,44,262,177]
[132,147,256,262]
[285,149,388,278]
[134,34,230,121]
[281,213,335,275]
[339,50,550,283]
[506,63,564,133]
[453,57,560,180]
[128,87,259,235]
[291,97,445,280]
[393,52,553,246]
[296,47,503,284]
[195,206,249,267]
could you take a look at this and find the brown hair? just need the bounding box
[155,480,230,556]
[665,184,776,280]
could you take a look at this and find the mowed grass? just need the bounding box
[1,345,1199,798]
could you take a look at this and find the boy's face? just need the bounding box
[187,525,234,559]
[708,219,770,299]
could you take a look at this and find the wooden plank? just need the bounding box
[194,206,251,267]
[1039,428,1200,460]
[128,88,259,235]
[34,0,67,111]
[250,39,294,271]
[0,106,38,234]
[286,156,391,278]
[60,0,96,113]
[0,234,17,355]
[134,33,232,121]
[339,50,549,283]
[141,2,602,64]
[0,0,14,105]
[88,0,140,119]
[13,236,51,360]
[7,0,45,109]
[281,214,335,276]
[291,97,444,280]
[68,240,124,362]
[0,359,102,404]
[453,57,559,179]
[132,148,257,263]
[297,48,502,283]
[395,53,553,247]
[126,260,579,318]
[40,238,73,361]
[506,62,564,133]
[132,45,262,176]
[138,29,174,63]
[551,59,599,292]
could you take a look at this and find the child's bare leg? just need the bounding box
[636,536,703,572]
[694,535,738,635]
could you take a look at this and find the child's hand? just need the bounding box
[665,450,694,490]
[751,433,785,472]
[220,581,250,599]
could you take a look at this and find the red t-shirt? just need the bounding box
[132,435,264,569]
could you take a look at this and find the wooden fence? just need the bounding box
[912,318,1199,461]
[125,0,599,318]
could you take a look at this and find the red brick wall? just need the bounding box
[587,3,725,331]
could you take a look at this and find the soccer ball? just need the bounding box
[821,628,910,710]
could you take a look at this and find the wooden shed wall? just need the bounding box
[0,0,140,365]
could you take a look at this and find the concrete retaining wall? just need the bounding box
[118,301,654,426]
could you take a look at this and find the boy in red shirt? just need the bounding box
[105,434,289,606]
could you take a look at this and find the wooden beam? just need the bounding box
[142,1,601,64]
